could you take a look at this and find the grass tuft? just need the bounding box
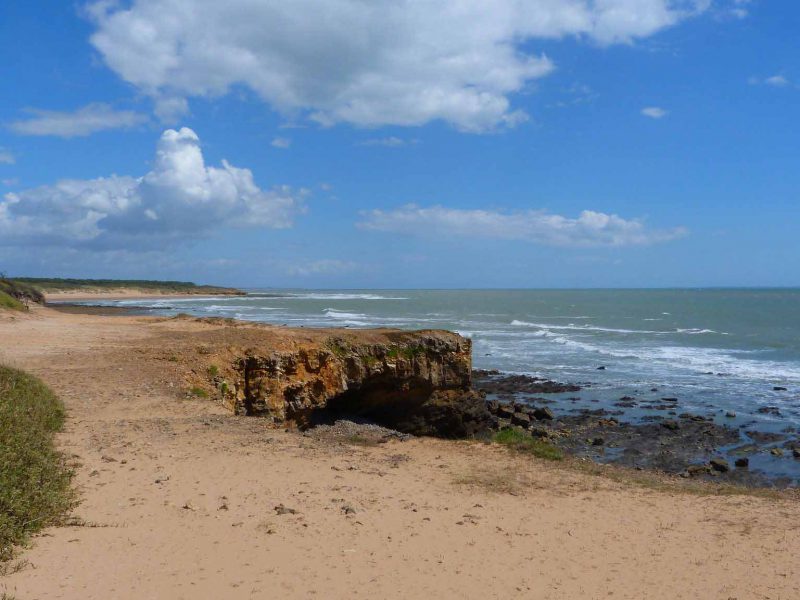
[188,386,209,398]
[493,428,563,461]
[0,365,75,562]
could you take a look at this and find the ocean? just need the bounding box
[69,288,800,481]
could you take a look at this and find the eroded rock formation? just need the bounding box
[192,324,493,438]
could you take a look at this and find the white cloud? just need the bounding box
[8,103,148,138]
[764,75,789,87]
[749,74,791,87]
[0,128,306,249]
[271,137,291,149]
[641,106,669,119]
[358,137,419,148]
[0,149,15,165]
[88,0,711,132]
[358,205,687,247]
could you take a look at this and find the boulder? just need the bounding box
[532,407,555,421]
[709,458,730,473]
[511,412,531,428]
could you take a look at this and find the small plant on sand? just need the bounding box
[188,386,208,398]
[0,366,75,563]
[345,434,380,447]
[207,365,219,378]
[493,428,563,461]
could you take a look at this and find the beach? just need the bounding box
[1,304,798,599]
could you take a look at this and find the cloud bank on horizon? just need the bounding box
[0,128,305,249]
[87,0,716,132]
[359,205,687,247]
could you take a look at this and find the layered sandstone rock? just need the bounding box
[194,324,493,438]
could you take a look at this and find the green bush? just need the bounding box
[0,291,25,311]
[493,428,563,461]
[0,366,74,561]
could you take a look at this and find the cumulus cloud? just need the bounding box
[0,128,305,249]
[87,0,712,132]
[357,205,687,247]
[8,103,148,138]
[641,106,669,119]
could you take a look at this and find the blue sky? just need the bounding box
[0,0,797,288]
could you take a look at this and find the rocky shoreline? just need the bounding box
[473,370,800,488]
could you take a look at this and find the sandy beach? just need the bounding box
[1,305,799,599]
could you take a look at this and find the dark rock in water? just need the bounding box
[745,430,786,443]
[725,411,736,418]
[473,372,580,395]
[661,420,680,431]
[591,437,604,446]
[473,369,501,377]
[532,407,555,421]
[756,406,782,416]
[729,443,759,456]
[614,401,637,408]
[641,415,664,422]
[793,448,800,459]
[511,412,531,428]
[770,448,784,457]
[735,457,749,468]
[773,386,788,391]
[710,458,730,473]
[650,388,659,392]
[661,397,679,402]
[596,366,606,370]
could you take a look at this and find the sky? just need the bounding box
[0,0,797,289]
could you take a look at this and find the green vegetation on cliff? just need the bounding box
[9,278,243,296]
[0,278,45,309]
[0,366,75,561]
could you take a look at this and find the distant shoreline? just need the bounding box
[45,289,244,302]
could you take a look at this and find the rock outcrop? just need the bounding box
[192,323,493,438]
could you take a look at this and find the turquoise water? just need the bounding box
[70,288,800,479]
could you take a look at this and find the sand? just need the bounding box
[1,306,798,599]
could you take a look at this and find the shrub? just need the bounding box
[0,291,25,311]
[0,366,74,562]
[493,428,563,461]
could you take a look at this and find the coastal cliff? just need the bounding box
[188,323,493,437]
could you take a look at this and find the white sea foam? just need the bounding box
[285,293,407,300]
[323,308,369,319]
[510,320,661,335]
[676,328,728,335]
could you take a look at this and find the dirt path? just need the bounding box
[1,308,799,599]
